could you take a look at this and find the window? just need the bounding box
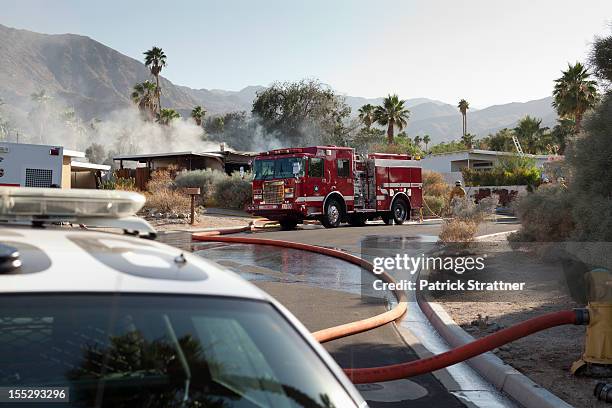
[308,158,324,178]
[0,294,357,407]
[337,159,350,178]
[25,168,53,187]
[253,157,305,180]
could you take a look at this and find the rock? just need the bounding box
[178,213,186,219]
[169,213,179,219]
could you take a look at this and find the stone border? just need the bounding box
[417,230,573,408]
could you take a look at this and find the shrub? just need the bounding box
[439,219,479,243]
[462,157,541,187]
[212,172,253,209]
[423,170,450,198]
[422,171,451,217]
[174,169,227,205]
[423,195,446,217]
[511,185,575,242]
[450,196,496,223]
[144,168,190,213]
[100,174,138,191]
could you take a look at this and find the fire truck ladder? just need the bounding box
[512,134,525,157]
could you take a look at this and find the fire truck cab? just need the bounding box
[248,146,422,229]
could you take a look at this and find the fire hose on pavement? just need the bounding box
[191,233,590,383]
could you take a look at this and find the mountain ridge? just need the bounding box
[0,23,558,143]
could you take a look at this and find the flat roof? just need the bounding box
[424,149,553,159]
[113,151,225,161]
[70,160,111,171]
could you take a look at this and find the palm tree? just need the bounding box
[514,115,546,154]
[373,95,410,144]
[358,104,376,129]
[461,133,476,149]
[413,135,422,147]
[144,46,167,115]
[458,99,469,137]
[552,62,598,131]
[30,89,52,143]
[191,106,206,126]
[131,81,158,118]
[423,134,431,151]
[157,108,180,125]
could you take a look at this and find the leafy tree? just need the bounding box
[131,81,158,119]
[589,28,612,87]
[483,128,514,152]
[205,111,256,151]
[373,94,410,144]
[413,135,422,147]
[205,116,225,135]
[457,99,469,137]
[85,143,106,164]
[513,115,547,154]
[143,46,167,115]
[191,105,206,126]
[428,140,467,154]
[566,94,612,240]
[252,79,350,146]
[157,108,180,125]
[358,104,376,129]
[552,62,598,131]
[423,134,431,151]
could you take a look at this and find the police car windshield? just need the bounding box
[253,157,305,180]
[0,294,356,408]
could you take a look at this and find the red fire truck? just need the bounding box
[248,146,422,229]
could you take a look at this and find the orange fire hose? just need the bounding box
[345,309,586,383]
[191,234,407,342]
[192,233,588,383]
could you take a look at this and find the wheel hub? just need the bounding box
[328,205,340,224]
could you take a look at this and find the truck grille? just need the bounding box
[263,182,284,204]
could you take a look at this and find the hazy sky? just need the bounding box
[2,0,611,107]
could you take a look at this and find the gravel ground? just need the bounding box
[145,214,255,232]
[430,238,610,408]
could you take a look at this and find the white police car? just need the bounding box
[0,187,367,408]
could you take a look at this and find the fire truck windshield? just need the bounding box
[253,157,305,180]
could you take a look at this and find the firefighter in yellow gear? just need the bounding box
[449,180,466,201]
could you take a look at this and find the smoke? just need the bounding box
[0,93,225,162]
[91,108,221,154]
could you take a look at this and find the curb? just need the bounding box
[417,230,573,408]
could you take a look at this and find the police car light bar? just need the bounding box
[0,187,146,220]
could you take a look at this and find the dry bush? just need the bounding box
[144,167,190,213]
[439,219,479,243]
[422,171,452,217]
[423,195,446,217]
[423,170,451,198]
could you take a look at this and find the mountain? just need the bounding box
[406,97,557,142]
[0,23,557,144]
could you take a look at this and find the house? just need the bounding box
[0,142,110,189]
[420,149,558,184]
[112,147,257,190]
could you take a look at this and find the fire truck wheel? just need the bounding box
[348,214,367,227]
[391,198,409,225]
[279,219,298,230]
[321,198,343,228]
[381,214,393,225]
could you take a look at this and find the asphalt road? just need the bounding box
[162,219,520,407]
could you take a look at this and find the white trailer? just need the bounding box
[0,142,65,187]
